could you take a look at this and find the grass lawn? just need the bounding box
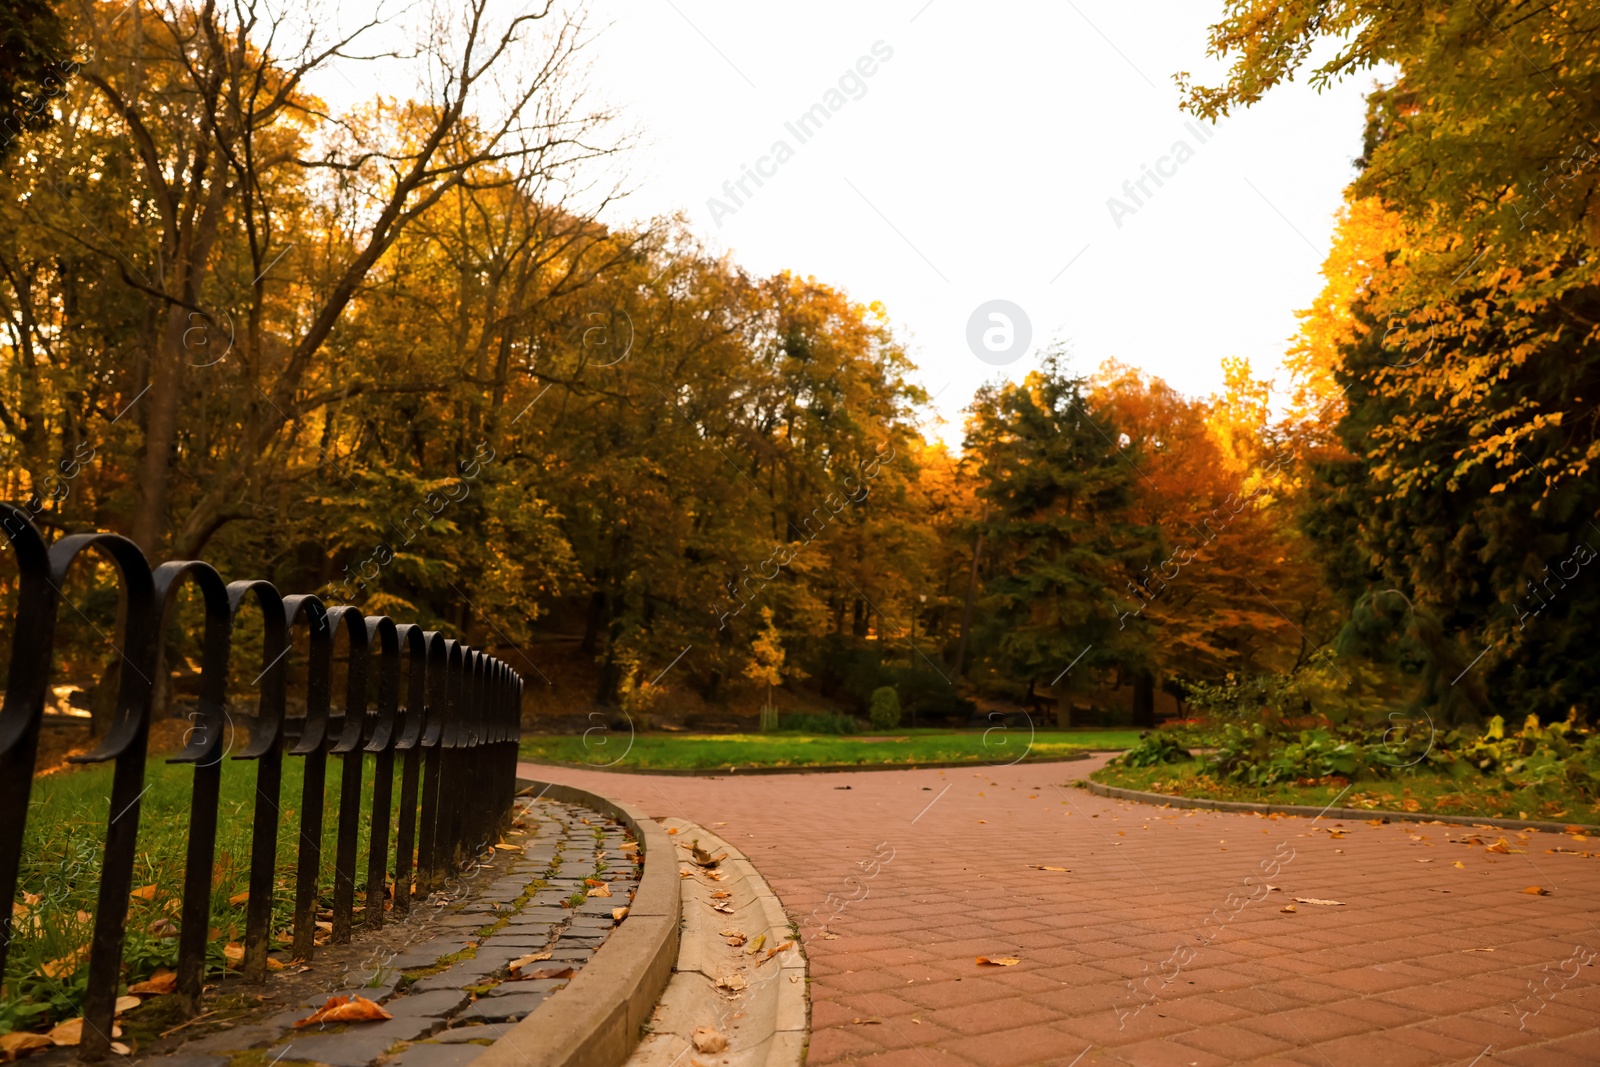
[1092,758,1600,825]
[5,754,413,1033]
[519,727,1140,770]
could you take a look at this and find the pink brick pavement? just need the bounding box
[518,755,1600,1067]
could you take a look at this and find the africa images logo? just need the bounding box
[706,41,895,227]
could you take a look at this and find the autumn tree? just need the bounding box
[1190,0,1600,718]
[963,352,1157,717]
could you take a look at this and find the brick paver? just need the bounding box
[519,755,1600,1066]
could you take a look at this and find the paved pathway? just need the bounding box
[519,755,1600,1067]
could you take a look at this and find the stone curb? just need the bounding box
[521,751,1093,777]
[627,819,807,1067]
[472,780,680,1067]
[1078,779,1600,834]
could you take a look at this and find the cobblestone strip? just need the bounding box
[150,795,640,1067]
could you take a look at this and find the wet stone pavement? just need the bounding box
[147,795,638,1067]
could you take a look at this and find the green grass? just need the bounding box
[5,754,415,1033]
[520,728,1140,770]
[1092,758,1600,824]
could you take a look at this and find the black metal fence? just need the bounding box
[0,505,524,1059]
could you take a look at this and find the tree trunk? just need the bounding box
[1132,669,1156,729]
[953,533,985,678]
[131,308,187,555]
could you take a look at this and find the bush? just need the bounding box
[1114,733,1192,767]
[777,711,859,735]
[868,686,902,730]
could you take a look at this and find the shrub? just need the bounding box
[777,711,859,735]
[868,686,902,730]
[1114,733,1192,767]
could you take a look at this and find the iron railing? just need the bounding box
[0,505,524,1058]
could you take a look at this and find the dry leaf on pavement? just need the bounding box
[716,973,748,992]
[507,952,552,976]
[975,956,1020,966]
[613,906,629,921]
[763,939,795,961]
[1485,838,1514,854]
[1025,865,1071,872]
[528,967,575,981]
[1524,886,1550,895]
[691,1027,728,1053]
[1291,897,1346,906]
[588,883,612,898]
[295,995,393,1027]
[744,934,767,956]
[721,928,747,946]
[1280,905,1297,913]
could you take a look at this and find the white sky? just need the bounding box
[314,1,1378,445]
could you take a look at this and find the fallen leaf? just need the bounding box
[1025,865,1071,872]
[1523,886,1550,896]
[763,939,795,961]
[691,1027,728,1054]
[1281,905,1297,913]
[508,952,553,976]
[1453,861,1465,868]
[114,995,140,1015]
[1485,838,1514,855]
[528,967,575,980]
[228,890,250,907]
[1291,897,1347,906]
[47,1019,120,1047]
[708,900,734,914]
[820,932,839,940]
[585,878,606,887]
[494,844,521,852]
[41,945,89,979]
[222,942,246,968]
[690,844,726,868]
[612,906,629,921]
[667,827,679,835]
[1400,799,1421,812]
[295,995,393,1027]
[720,927,747,946]
[0,1032,53,1059]
[619,842,640,851]
[130,970,178,995]
[710,891,731,899]
[130,885,158,902]
[850,1017,884,1025]
[975,956,1020,966]
[744,933,767,956]
[716,973,748,992]
[588,883,612,898]
[1463,947,1496,953]
[110,1043,130,1056]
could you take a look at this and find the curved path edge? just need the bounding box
[522,751,1091,777]
[627,817,808,1067]
[1080,777,1600,833]
[474,780,681,1067]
